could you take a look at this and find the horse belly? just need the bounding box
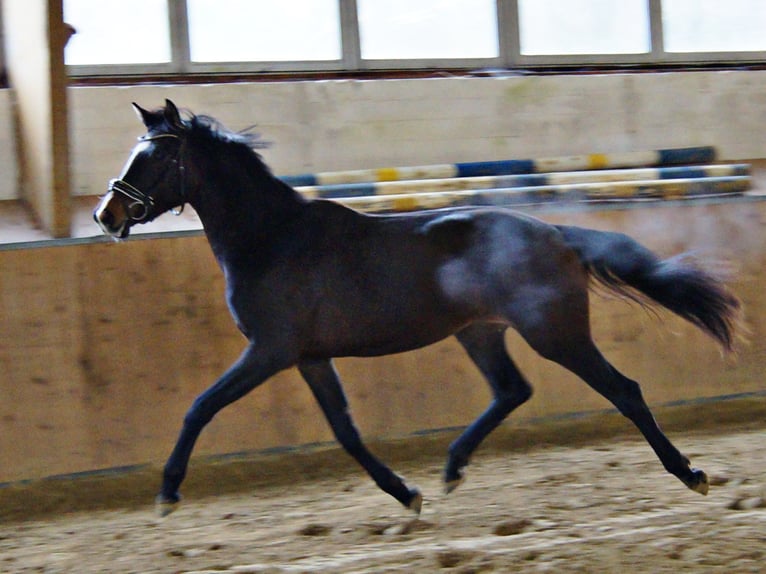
[307,286,470,358]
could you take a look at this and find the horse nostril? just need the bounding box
[97,209,115,227]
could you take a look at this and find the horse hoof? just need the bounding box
[155,493,182,517]
[444,475,465,495]
[686,469,709,496]
[407,490,423,515]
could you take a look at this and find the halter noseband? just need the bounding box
[108,133,186,221]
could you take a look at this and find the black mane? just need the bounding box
[160,110,275,178]
[187,113,268,152]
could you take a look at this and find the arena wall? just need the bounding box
[1,199,763,483]
[4,70,766,201]
[68,70,766,196]
[2,69,766,483]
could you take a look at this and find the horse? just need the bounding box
[94,100,741,516]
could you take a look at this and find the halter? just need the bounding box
[108,133,186,221]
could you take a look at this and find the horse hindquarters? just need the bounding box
[482,222,710,495]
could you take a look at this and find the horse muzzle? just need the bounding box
[93,191,130,239]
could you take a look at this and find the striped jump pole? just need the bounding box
[297,164,749,200]
[280,146,717,188]
[336,175,752,213]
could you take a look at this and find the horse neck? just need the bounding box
[187,153,306,263]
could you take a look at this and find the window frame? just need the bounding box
[64,0,766,79]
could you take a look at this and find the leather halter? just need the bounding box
[107,133,186,221]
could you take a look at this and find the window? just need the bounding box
[0,9,5,85]
[518,0,650,56]
[63,1,766,77]
[357,0,498,60]
[64,0,171,66]
[662,0,766,53]
[187,0,341,63]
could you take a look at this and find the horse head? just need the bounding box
[94,99,188,239]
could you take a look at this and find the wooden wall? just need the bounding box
[2,0,71,236]
[1,200,764,483]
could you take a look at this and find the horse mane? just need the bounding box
[151,108,273,175]
[187,113,269,152]
[176,110,311,203]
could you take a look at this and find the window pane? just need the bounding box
[187,0,341,62]
[663,0,766,53]
[358,0,498,59]
[519,0,650,55]
[64,0,171,65]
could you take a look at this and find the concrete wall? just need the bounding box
[69,70,766,196]
[1,199,763,483]
[1,68,764,199]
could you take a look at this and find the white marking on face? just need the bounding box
[119,140,152,179]
[93,191,127,238]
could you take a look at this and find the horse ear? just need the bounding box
[164,99,184,130]
[132,102,162,129]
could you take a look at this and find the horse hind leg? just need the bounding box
[444,322,533,493]
[563,343,708,495]
[520,294,709,496]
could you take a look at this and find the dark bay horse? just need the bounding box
[94,100,741,516]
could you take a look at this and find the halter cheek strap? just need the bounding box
[109,133,186,221]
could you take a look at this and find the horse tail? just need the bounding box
[555,224,742,352]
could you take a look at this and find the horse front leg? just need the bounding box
[298,359,423,513]
[157,344,289,516]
